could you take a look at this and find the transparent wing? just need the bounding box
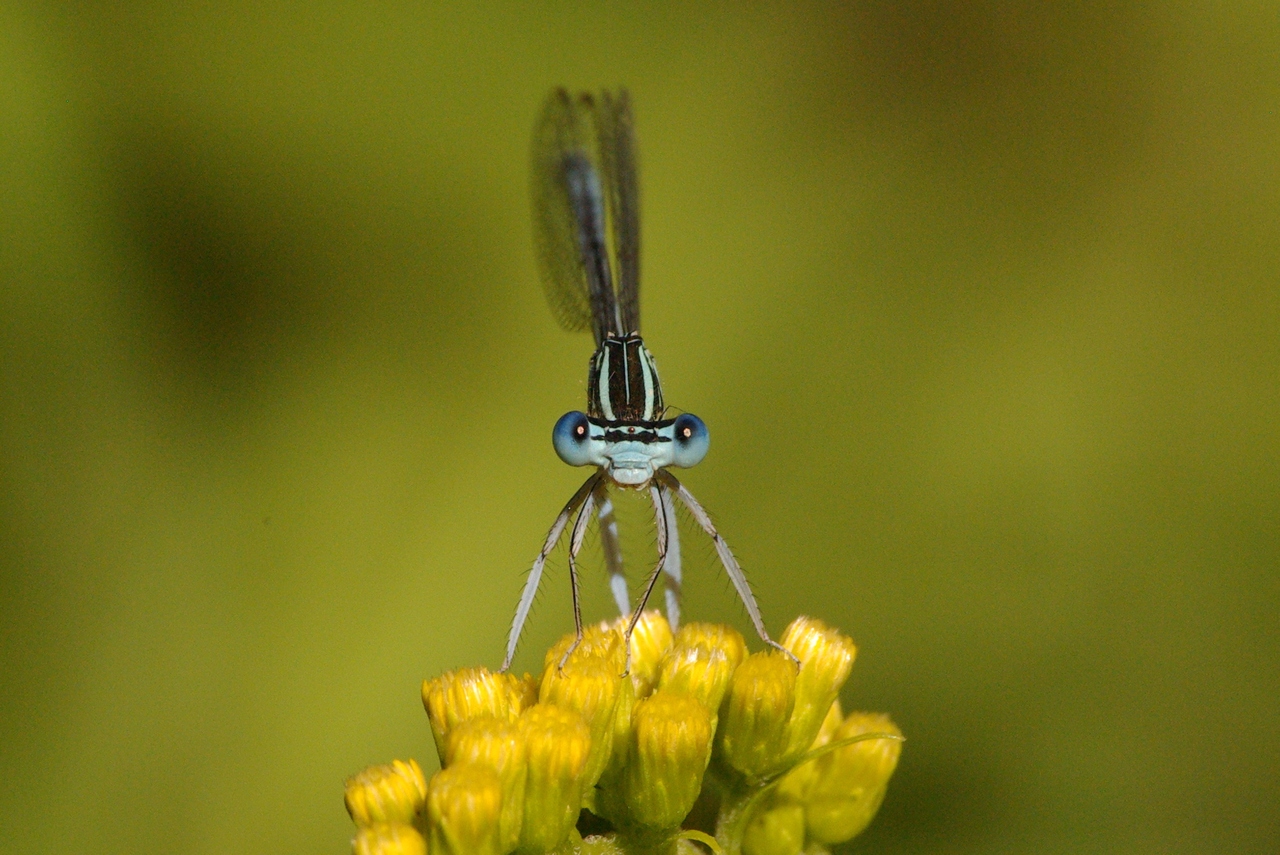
[599,89,641,335]
[530,89,619,343]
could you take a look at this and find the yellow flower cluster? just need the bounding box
[344,614,901,855]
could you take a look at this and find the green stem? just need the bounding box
[676,829,725,854]
[782,731,904,772]
[709,766,771,855]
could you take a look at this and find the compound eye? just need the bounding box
[552,411,594,466]
[671,413,710,468]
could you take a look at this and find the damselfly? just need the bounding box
[501,88,789,672]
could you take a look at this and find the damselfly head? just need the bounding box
[552,410,709,487]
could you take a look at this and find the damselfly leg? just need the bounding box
[503,473,600,672]
[594,485,631,617]
[658,486,682,632]
[657,470,798,664]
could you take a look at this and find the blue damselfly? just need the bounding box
[501,89,788,671]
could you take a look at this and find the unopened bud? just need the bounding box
[540,653,625,789]
[671,622,747,671]
[804,712,902,845]
[351,824,427,855]
[545,623,626,674]
[519,703,592,852]
[508,671,540,713]
[613,610,673,697]
[741,802,805,855]
[717,651,797,779]
[422,667,524,763]
[622,690,714,830]
[445,717,527,852]
[779,617,856,764]
[657,622,747,728]
[344,759,428,828]
[425,764,504,855]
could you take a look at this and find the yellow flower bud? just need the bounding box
[779,617,856,764]
[717,651,797,779]
[671,622,748,671]
[657,622,747,728]
[740,802,805,855]
[351,824,428,855]
[544,622,626,674]
[540,653,625,789]
[804,712,902,845]
[508,671,540,713]
[519,703,592,852]
[612,610,673,697]
[604,667,638,782]
[444,717,527,852]
[774,700,845,804]
[621,690,714,830]
[422,667,524,764]
[344,759,428,828]
[425,764,504,855]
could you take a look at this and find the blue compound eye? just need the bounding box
[552,411,594,466]
[671,413,709,468]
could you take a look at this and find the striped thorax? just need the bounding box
[588,334,663,422]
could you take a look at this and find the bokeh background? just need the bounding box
[2,4,1277,853]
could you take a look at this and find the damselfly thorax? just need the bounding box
[589,334,662,423]
[500,89,791,672]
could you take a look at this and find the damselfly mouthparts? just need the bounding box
[501,88,789,672]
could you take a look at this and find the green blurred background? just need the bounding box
[2,4,1277,853]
